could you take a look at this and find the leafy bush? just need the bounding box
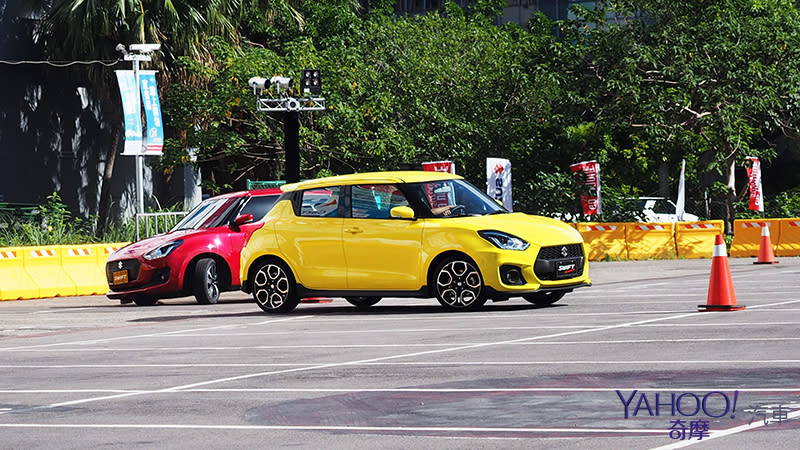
[0,193,97,247]
[0,192,179,247]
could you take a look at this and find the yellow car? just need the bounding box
[240,171,590,313]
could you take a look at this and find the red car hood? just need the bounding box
[109,229,202,260]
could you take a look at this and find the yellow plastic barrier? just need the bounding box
[675,221,725,259]
[62,245,108,295]
[776,219,800,257]
[575,222,627,261]
[730,219,781,258]
[0,248,40,300]
[625,222,676,259]
[22,246,77,297]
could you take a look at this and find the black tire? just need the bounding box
[345,296,382,309]
[432,256,487,311]
[193,258,221,305]
[251,259,300,313]
[132,296,158,306]
[522,291,566,306]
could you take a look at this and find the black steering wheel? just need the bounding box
[449,205,467,216]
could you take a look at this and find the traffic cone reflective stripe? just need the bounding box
[699,234,745,312]
[754,224,778,265]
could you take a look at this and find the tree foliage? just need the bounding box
[35,0,800,225]
[567,0,800,228]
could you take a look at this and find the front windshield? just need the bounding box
[170,197,233,231]
[408,179,506,217]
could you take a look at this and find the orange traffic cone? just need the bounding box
[699,234,745,312]
[754,224,778,265]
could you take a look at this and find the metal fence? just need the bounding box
[135,212,187,241]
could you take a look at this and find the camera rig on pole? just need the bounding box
[248,70,325,183]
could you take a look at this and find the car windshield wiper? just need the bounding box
[487,210,507,215]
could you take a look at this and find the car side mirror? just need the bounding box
[231,213,254,229]
[390,206,415,220]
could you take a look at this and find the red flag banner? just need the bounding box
[422,160,456,174]
[570,160,602,216]
[745,156,764,212]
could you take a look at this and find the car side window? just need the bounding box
[239,195,279,221]
[300,187,341,217]
[351,184,408,219]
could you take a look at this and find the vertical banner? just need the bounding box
[486,157,512,211]
[676,159,686,221]
[115,70,142,155]
[746,156,764,212]
[422,160,456,174]
[570,160,602,216]
[139,71,164,155]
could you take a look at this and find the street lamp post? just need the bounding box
[248,70,325,183]
[116,43,161,214]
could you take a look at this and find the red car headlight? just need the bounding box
[143,240,184,261]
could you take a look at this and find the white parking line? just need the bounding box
[18,309,738,410]
[650,408,800,449]
[0,422,667,435]
[2,335,800,355]
[6,298,800,424]
[0,315,312,351]
[1,358,800,370]
[6,387,799,394]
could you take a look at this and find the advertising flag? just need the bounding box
[570,160,602,216]
[676,159,686,221]
[139,71,164,155]
[115,70,142,155]
[422,160,456,174]
[486,158,512,211]
[746,156,764,212]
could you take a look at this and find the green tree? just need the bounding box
[165,1,583,213]
[35,0,304,234]
[568,0,800,229]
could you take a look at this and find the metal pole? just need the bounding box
[284,111,300,183]
[132,58,145,214]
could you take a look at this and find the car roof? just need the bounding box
[281,171,463,192]
[209,188,283,200]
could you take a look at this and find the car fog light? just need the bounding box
[500,265,525,286]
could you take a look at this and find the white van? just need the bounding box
[635,197,699,222]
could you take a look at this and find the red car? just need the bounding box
[105,188,282,306]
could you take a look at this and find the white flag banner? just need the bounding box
[676,159,686,221]
[115,70,142,155]
[486,157,512,211]
[139,70,164,155]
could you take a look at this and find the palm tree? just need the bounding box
[35,0,303,236]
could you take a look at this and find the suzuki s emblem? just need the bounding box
[561,246,569,257]
[117,261,123,269]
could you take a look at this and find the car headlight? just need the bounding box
[478,230,529,251]
[143,240,183,260]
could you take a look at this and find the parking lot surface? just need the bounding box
[1,258,799,449]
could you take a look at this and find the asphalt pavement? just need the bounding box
[1,257,799,449]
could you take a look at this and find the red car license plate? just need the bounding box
[112,270,128,284]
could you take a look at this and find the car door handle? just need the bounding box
[344,227,363,234]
